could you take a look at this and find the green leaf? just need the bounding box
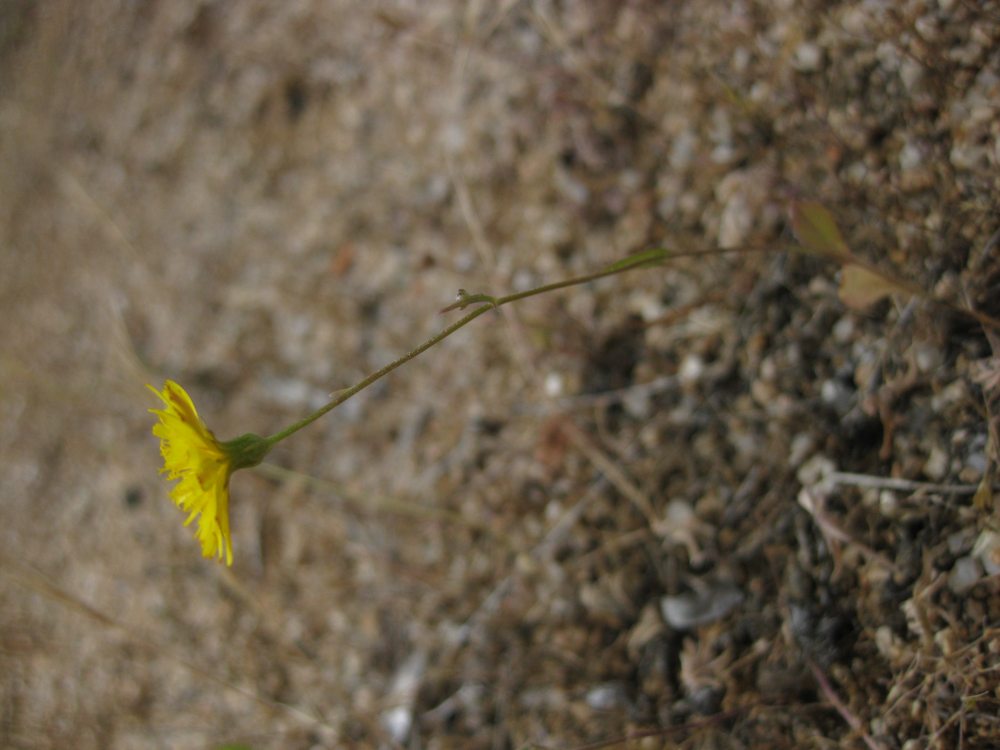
[790,201,851,260]
[603,247,670,273]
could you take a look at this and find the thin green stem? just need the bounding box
[263,253,674,446]
[263,226,1000,447]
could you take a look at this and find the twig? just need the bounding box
[563,421,660,530]
[808,659,884,750]
[527,709,740,750]
[827,472,984,496]
[511,374,680,416]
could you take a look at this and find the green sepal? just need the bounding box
[222,433,273,471]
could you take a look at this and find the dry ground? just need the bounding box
[2,1,999,748]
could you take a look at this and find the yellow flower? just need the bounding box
[148,380,270,566]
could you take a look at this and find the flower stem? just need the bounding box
[263,253,668,446]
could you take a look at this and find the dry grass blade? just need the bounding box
[808,659,885,750]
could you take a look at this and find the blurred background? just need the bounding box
[2,2,999,748]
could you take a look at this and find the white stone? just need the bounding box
[718,193,752,249]
[661,586,743,629]
[923,446,949,481]
[948,556,983,594]
[973,530,1000,575]
[679,353,705,384]
[833,316,854,343]
[794,42,823,72]
[788,433,815,468]
[586,683,626,710]
[797,453,836,488]
[544,372,564,397]
[899,141,923,171]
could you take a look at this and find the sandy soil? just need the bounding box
[2,1,999,748]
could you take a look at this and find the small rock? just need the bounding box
[793,42,823,72]
[623,387,651,420]
[912,343,943,373]
[788,432,815,468]
[797,453,836,488]
[544,372,564,397]
[899,141,924,172]
[879,490,900,518]
[900,59,924,93]
[554,166,589,205]
[670,130,698,170]
[914,14,938,42]
[840,7,870,35]
[973,531,1000,575]
[381,706,413,743]
[718,193,752,248]
[948,556,983,594]
[950,143,988,171]
[947,529,976,556]
[679,353,705,384]
[923,446,949,481]
[964,451,987,478]
[586,682,628,710]
[832,316,854,343]
[874,625,902,660]
[877,41,901,72]
[661,585,743,630]
[820,379,852,413]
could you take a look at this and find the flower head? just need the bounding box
[148,380,271,566]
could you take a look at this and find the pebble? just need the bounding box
[718,193,753,248]
[899,140,923,171]
[623,388,652,420]
[832,316,854,343]
[586,682,628,710]
[964,451,987,477]
[554,165,590,205]
[544,372,564,397]
[922,446,949,481]
[914,15,939,42]
[950,143,989,171]
[973,531,1000,576]
[820,378,853,413]
[679,353,705,384]
[875,625,903,660]
[877,41,901,72]
[661,585,744,630]
[797,453,836,488]
[912,343,943,373]
[947,556,983,594]
[947,529,976,556]
[879,490,901,518]
[839,7,869,36]
[793,42,823,72]
[900,59,924,93]
[788,432,816,468]
[670,130,698,170]
[381,706,413,742]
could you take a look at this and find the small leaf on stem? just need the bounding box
[603,247,670,273]
[839,264,908,310]
[790,201,852,260]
